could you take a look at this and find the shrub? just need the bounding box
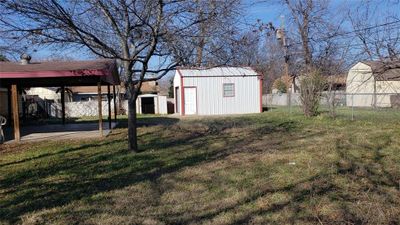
[299,70,326,117]
[273,79,287,93]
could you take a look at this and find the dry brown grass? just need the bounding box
[0,110,399,224]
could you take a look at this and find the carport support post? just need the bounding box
[107,84,111,130]
[98,82,103,137]
[113,84,117,122]
[61,86,65,125]
[11,84,20,142]
[7,86,12,123]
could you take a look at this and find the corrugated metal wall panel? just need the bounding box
[183,76,260,115]
[158,96,168,114]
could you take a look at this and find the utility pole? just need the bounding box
[276,15,292,112]
[277,16,290,84]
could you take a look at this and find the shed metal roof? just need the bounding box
[177,66,260,77]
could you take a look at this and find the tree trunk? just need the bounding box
[128,97,138,152]
[196,21,206,67]
[300,27,312,69]
[196,39,205,66]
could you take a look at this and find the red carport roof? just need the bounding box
[0,59,120,85]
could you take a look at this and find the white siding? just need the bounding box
[157,95,168,114]
[375,80,400,107]
[183,76,260,115]
[173,67,261,115]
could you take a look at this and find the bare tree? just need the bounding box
[0,0,237,152]
[282,0,331,69]
[186,0,242,67]
[280,0,353,116]
[349,1,400,61]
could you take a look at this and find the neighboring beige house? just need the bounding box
[5,80,168,118]
[25,87,65,102]
[26,81,159,102]
[71,81,168,114]
[346,61,400,107]
[271,74,346,94]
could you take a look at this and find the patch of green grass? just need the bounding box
[0,108,399,224]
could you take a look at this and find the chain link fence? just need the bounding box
[264,92,400,121]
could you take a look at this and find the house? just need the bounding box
[173,67,262,115]
[26,85,119,103]
[133,81,168,114]
[69,81,168,114]
[69,86,113,102]
[272,74,346,94]
[25,87,66,102]
[346,61,400,107]
[326,75,347,91]
[23,80,168,115]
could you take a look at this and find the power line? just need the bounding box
[322,20,400,40]
[288,20,400,46]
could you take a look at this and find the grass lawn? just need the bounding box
[0,108,399,224]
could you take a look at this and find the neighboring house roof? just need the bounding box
[69,81,158,95]
[327,74,346,85]
[177,66,260,77]
[273,74,346,89]
[69,86,111,94]
[0,59,120,85]
[139,81,159,93]
[361,61,400,81]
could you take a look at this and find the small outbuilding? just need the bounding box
[173,67,262,115]
[135,94,168,114]
[346,61,400,107]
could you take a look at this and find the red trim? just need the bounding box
[175,87,179,113]
[0,69,119,85]
[0,69,112,78]
[250,66,264,113]
[259,76,263,113]
[222,83,235,97]
[177,69,185,115]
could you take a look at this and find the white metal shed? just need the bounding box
[173,67,263,115]
[135,94,168,114]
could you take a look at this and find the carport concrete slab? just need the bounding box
[4,122,117,143]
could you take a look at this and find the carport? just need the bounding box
[0,57,120,142]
